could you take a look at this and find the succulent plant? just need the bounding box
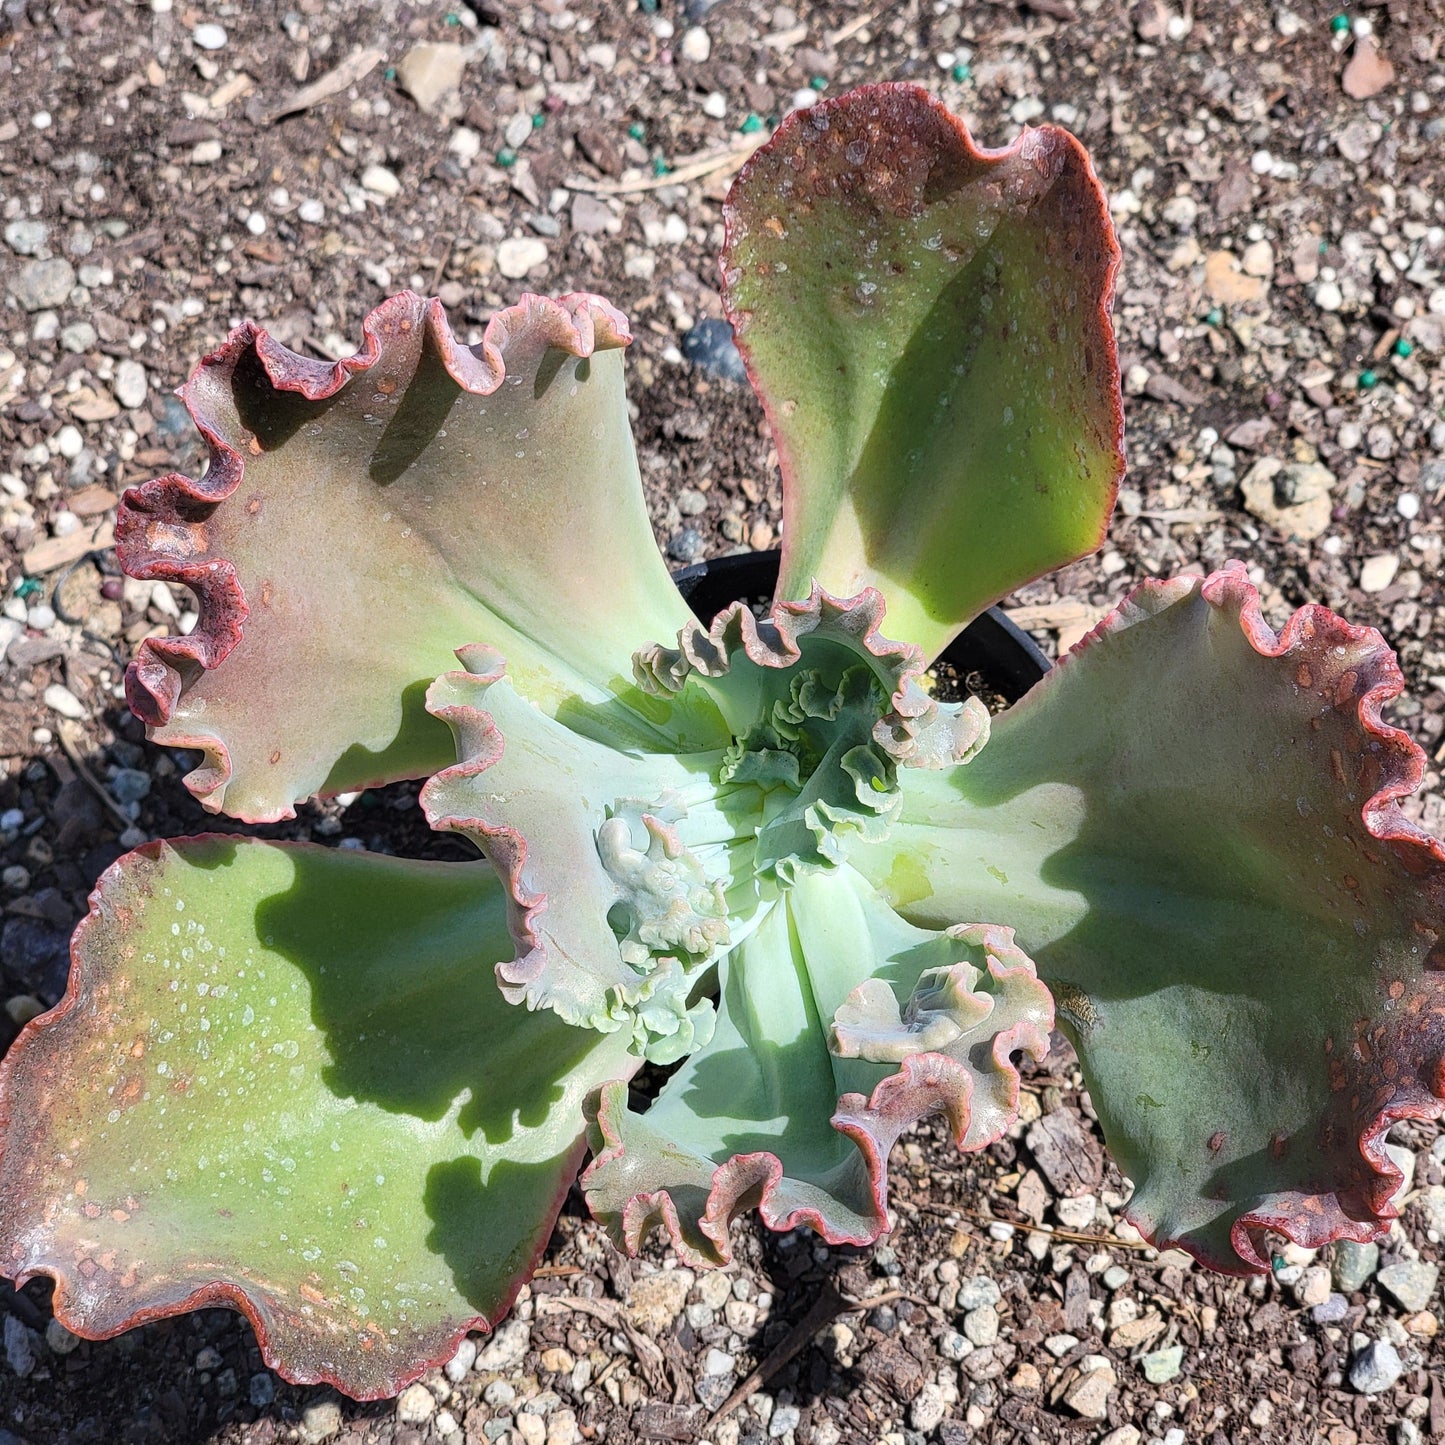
[3,84,1443,1401]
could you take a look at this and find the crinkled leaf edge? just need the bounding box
[117,289,631,819]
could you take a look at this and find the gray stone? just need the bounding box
[1348,1338,1403,1395]
[300,1401,343,1442]
[110,768,151,805]
[957,1275,1002,1311]
[476,1319,530,1370]
[1333,1240,1380,1293]
[113,359,148,409]
[1312,1293,1350,1325]
[445,1337,477,1382]
[769,1404,801,1437]
[909,1382,947,1432]
[60,320,96,353]
[396,1384,436,1424]
[3,1316,37,1378]
[4,218,49,256]
[963,1304,999,1346]
[1416,1184,1445,1236]
[683,318,748,384]
[248,1373,276,1407]
[668,528,705,564]
[570,193,619,236]
[8,257,75,311]
[1377,1261,1438,1313]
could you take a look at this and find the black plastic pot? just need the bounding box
[672,549,1049,705]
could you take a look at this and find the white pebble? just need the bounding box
[361,164,401,199]
[55,424,83,459]
[1314,280,1343,313]
[245,212,267,236]
[702,91,727,120]
[680,26,711,62]
[192,22,227,50]
[789,88,819,113]
[113,359,148,410]
[298,199,325,224]
[32,111,52,130]
[27,605,57,631]
[1352,15,1373,36]
[1397,493,1420,520]
[1250,149,1274,175]
[44,683,86,720]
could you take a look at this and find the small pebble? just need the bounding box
[27,605,57,632]
[192,22,227,49]
[1397,493,1420,520]
[445,1338,476,1382]
[1141,1344,1184,1384]
[298,199,325,224]
[4,219,49,256]
[680,26,711,62]
[682,318,747,384]
[497,237,549,279]
[1333,1240,1380,1293]
[113,359,148,410]
[395,1384,436,1424]
[361,164,402,199]
[1313,280,1343,312]
[1349,1338,1403,1395]
[1377,1261,1438,1314]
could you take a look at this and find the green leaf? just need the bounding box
[582,868,1051,1265]
[722,84,1123,660]
[0,838,633,1397]
[119,291,703,823]
[853,563,1445,1270]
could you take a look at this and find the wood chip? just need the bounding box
[65,485,119,518]
[1004,600,1106,633]
[264,46,385,123]
[1026,1109,1105,1198]
[21,519,115,577]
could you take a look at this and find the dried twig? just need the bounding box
[55,722,134,830]
[264,46,385,123]
[705,1286,919,1429]
[565,135,767,197]
[906,1199,1151,1250]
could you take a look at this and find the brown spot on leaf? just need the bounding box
[1207,1131,1226,1153]
[269,750,281,765]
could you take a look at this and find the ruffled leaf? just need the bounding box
[119,290,704,823]
[581,868,1051,1265]
[421,648,737,1064]
[0,838,633,1398]
[853,562,1445,1271]
[722,83,1124,660]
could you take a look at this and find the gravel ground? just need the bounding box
[4,1,1445,1443]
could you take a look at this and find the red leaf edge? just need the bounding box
[116,289,631,823]
[582,933,1052,1267]
[1049,559,1445,1273]
[0,837,581,1399]
[719,82,1126,617]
